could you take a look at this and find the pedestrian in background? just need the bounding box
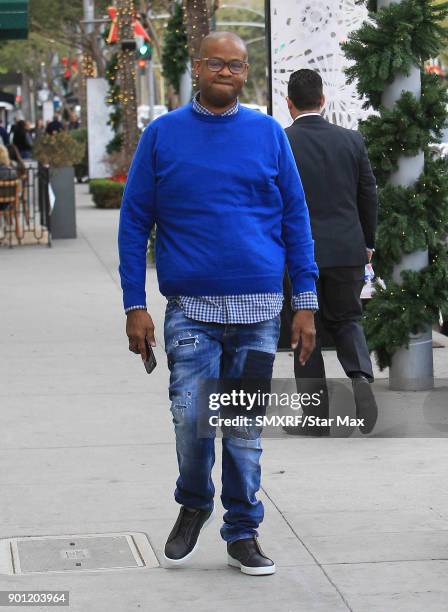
[32,118,46,140]
[46,113,64,135]
[0,145,17,180]
[7,144,26,180]
[12,120,32,160]
[0,121,10,146]
[68,112,80,130]
[0,145,17,217]
[285,68,378,435]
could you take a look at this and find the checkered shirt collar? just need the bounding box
[192,92,239,117]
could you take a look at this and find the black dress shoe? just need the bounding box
[351,375,378,435]
[164,505,214,565]
[227,537,276,575]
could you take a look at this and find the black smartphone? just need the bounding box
[143,338,157,374]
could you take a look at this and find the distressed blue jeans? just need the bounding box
[163,300,280,544]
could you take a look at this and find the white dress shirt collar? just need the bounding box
[294,112,323,121]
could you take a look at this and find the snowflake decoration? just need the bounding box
[269,0,369,128]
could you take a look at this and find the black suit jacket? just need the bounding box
[285,115,378,268]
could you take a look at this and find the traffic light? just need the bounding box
[138,58,146,75]
[138,43,152,61]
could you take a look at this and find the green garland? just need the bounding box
[364,247,448,369]
[342,0,448,369]
[161,2,189,95]
[360,72,448,185]
[374,157,448,279]
[342,0,448,109]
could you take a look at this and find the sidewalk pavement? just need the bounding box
[1,184,448,612]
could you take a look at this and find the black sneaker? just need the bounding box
[164,505,214,565]
[227,537,276,575]
[352,375,378,435]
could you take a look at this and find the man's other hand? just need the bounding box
[126,310,156,361]
[366,248,374,263]
[291,310,316,366]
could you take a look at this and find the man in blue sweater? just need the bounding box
[118,32,319,576]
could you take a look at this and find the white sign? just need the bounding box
[86,78,114,179]
[268,0,369,128]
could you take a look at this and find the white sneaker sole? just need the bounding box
[227,554,276,575]
[163,509,215,567]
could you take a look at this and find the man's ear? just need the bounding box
[320,94,326,110]
[193,58,201,78]
[286,96,295,115]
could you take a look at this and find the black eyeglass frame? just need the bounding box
[200,57,250,75]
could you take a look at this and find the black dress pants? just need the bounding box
[282,267,374,423]
[294,266,374,383]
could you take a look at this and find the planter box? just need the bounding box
[50,166,76,239]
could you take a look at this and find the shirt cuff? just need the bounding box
[125,305,147,314]
[291,292,319,312]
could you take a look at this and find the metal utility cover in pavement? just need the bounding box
[0,533,158,575]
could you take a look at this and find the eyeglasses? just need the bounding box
[201,57,249,75]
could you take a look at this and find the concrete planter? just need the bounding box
[49,166,77,239]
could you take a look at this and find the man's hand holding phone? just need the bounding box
[126,309,156,365]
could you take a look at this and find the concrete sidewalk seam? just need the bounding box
[261,486,354,611]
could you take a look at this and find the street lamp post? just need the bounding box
[83,0,94,35]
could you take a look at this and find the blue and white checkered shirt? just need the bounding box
[125,93,318,322]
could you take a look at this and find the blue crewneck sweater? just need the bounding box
[118,103,318,310]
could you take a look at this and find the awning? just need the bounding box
[0,0,29,40]
[0,91,15,105]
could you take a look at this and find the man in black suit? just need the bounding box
[284,69,378,435]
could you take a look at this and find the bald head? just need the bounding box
[199,31,248,61]
[194,31,249,112]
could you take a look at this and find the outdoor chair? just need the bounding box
[0,178,21,248]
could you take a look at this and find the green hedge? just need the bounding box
[90,179,124,209]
